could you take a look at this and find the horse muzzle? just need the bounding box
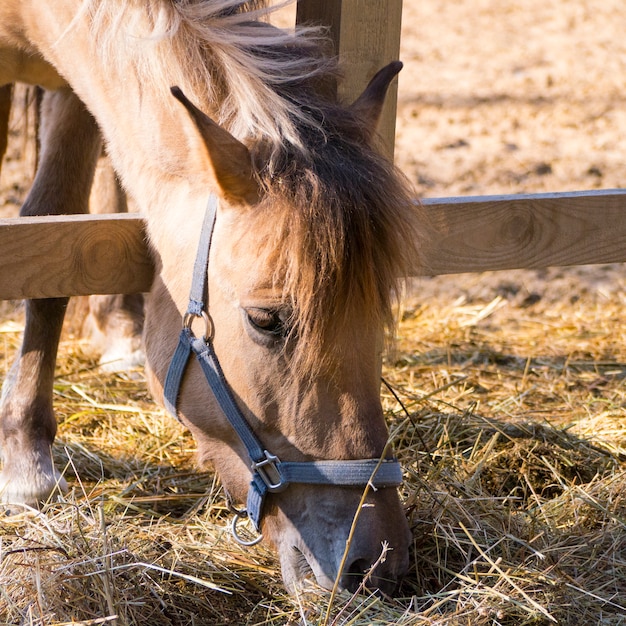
[265,483,411,595]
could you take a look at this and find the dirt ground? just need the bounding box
[394,0,626,315]
[397,0,626,198]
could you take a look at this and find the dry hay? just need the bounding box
[1,273,626,625]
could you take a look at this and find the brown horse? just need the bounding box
[0,1,422,594]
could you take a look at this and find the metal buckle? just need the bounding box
[183,310,214,342]
[253,450,287,492]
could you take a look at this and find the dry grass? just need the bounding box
[1,275,626,625]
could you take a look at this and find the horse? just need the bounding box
[0,0,422,595]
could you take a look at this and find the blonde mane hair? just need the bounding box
[83,0,423,374]
[82,0,331,152]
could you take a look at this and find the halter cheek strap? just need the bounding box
[163,195,403,542]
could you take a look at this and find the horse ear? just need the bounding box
[349,61,403,137]
[170,87,260,206]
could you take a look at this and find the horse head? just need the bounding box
[145,63,418,595]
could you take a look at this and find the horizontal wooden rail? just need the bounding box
[419,189,626,275]
[0,213,153,299]
[0,189,625,299]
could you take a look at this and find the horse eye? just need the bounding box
[245,307,287,336]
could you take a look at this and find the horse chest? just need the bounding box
[0,47,66,89]
[0,1,67,89]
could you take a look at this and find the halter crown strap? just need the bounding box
[164,195,403,537]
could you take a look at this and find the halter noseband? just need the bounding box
[163,195,403,545]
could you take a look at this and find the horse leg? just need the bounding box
[0,87,101,505]
[81,154,145,372]
[0,84,13,175]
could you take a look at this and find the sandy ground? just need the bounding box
[393,0,626,309]
[396,0,626,198]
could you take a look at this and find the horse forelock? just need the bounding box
[249,117,424,378]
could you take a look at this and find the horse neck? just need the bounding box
[37,6,214,207]
[33,4,221,284]
[96,85,213,297]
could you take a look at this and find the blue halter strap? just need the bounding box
[163,195,403,541]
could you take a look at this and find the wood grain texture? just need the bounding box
[0,213,153,299]
[296,0,403,157]
[418,189,626,275]
[1,190,626,300]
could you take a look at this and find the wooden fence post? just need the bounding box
[295,0,403,158]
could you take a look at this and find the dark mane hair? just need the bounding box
[249,96,423,373]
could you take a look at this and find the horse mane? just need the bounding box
[250,108,422,376]
[82,0,424,375]
[81,0,333,152]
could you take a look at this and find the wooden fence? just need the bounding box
[1,1,624,301]
[1,189,625,299]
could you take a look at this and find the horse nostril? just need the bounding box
[341,558,370,593]
[340,557,399,596]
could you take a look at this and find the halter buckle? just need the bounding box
[253,450,287,492]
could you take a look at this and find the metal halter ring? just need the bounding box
[183,310,214,342]
[231,509,263,546]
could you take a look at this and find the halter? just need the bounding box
[163,195,403,545]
